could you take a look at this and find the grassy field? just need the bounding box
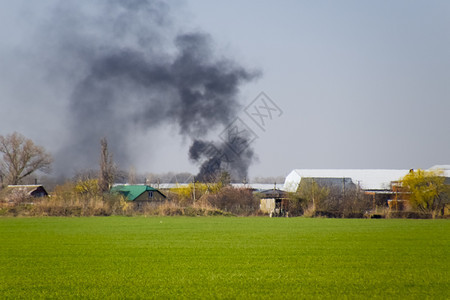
[0,217,448,299]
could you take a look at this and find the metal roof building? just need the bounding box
[285,169,409,193]
[283,167,450,192]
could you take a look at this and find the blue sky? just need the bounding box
[0,1,449,179]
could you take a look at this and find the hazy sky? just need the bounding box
[0,1,449,179]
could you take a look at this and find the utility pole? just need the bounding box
[342,178,345,198]
[193,176,196,203]
[312,182,316,211]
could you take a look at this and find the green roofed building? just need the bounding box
[110,185,166,202]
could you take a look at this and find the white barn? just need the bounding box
[283,167,450,193]
[284,169,410,193]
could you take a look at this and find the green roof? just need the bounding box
[110,185,160,201]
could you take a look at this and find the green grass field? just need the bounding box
[0,217,448,299]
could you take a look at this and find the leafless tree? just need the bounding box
[98,138,116,193]
[128,166,137,184]
[0,132,52,186]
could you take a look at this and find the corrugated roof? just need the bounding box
[5,185,48,198]
[232,183,284,191]
[256,189,288,198]
[110,185,159,201]
[7,185,43,189]
[284,169,410,192]
[154,183,285,191]
[283,168,450,192]
[6,185,47,194]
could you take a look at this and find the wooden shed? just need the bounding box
[257,188,289,217]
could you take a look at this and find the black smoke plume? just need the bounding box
[189,139,254,182]
[44,1,259,180]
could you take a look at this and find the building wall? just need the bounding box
[260,198,276,213]
[134,190,166,202]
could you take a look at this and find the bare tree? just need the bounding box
[128,166,136,184]
[98,138,116,193]
[0,132,52,186]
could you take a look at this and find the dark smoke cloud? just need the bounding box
[41,0,259,180]
[189,139,254,182]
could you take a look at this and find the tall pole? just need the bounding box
[341,177,345,211]
[342,177,345,198]
[312,182,315,211]
[193,176,196,203]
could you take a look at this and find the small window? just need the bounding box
[148,191,153,199]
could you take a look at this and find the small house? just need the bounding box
[2,185,49,204]
[110,185,166,203]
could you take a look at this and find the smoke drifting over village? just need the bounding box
[2,1,450,179]
[7,1,260,180]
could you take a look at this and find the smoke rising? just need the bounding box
[189,138,255,182]
[31,1,260,180]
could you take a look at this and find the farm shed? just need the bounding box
[2,185,49,204]
[6,185,49,197]
[257,188,289,216]
[110,185,166,202]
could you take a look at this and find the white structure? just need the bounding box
[430,165,450,171]
[231,183,284,191]
[151,183,284,191]
[283,169,411,192]
[284,167,450,192]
